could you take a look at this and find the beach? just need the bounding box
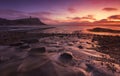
[0,25,120,76]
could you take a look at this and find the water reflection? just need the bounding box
[44,25,120,36]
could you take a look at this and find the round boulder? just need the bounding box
[59,52,73,62]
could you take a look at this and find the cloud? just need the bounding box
[29,11,56,24]
[108,15,120,20]
[82,15,96,20]
[94,18,120,25]
[0,9,28,19]
[0,9,53,20]
[39,17,60,25]
[68,7,77,13]
[72,17,81,20]
[29,11,53,20]
[29,12,52,17]
[0,9,56,25]
[71,15,96,21]
[94,19,108,23]
[102,7,118,11]
[62,15,97,25]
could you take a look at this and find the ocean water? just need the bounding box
[0,25,120,36]
[44,25,120,36]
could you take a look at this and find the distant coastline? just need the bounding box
[0,17,46,26]
[88,27,120,33]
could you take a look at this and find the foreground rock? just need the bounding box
[0,52,86,76]
[0,32,119,76]
[29,47,46,55]
[21,39,39,44]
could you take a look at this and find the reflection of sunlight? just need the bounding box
[44,24,120,36]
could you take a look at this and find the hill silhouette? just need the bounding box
[0,17,46,26]
[88,27,120,33]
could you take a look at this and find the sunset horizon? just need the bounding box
[0,0,120,76]
[0,0,120,25]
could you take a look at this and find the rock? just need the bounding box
[0,17,46,26]
[21,39,39,44]
[16,54,86,76]
[78,45,83,49]
[59,52,73,62]
[86,64,94,72]
[92,68,114,76]
[19,44,30,49]
[0,56,10,62]
[9,42,24,46]
[29,47,46,55]
[68,42,74,46]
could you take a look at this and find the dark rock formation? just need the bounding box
[21,39,39,44]
[0,18,10,25]
[9,42,24,46]
[59,52,73,61]
[78,45,83,49]
[0,31,26,45]
[92,35,120,63]
[14,54,85,76]
[19,44,30,49]
[88,27,120,33]
[29,47,46,55]
[0,17,46,26]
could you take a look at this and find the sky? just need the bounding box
[0,0,120,25]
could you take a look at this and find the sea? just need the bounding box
[0,25,120,36]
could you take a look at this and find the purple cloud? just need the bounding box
[0,9,29,19]
[71,15,96,21]
[29,12,52,17]
[68,7,77,13]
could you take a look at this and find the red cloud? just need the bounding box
[82,15,96,20]
[102,8,118,11]
[94,16,120,24]
[68,7,77,13]
[72,17,81,20]
[71,15,96,21]
[108,15,120,20]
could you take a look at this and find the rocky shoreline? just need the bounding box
[0,29,120,76]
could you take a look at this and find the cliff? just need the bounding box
[0,17,46,26]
